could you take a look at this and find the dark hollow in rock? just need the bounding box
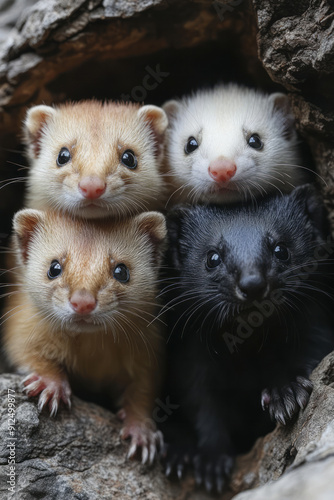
[1,1,334,498]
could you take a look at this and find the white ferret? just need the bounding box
[163,84,306,205]
[23,101,168,218]
[4,208,167,463]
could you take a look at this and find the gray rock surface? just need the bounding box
[1,0,334,498]
[1,352,334,499]
[231,352,334,499]
[0,373,213,500]
[0,1,38,44]
[253,0,334,228]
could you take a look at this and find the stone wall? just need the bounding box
[1,1,334,498]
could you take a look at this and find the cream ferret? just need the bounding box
[4,208,167,463]
[163,84,306,205]
[23,101,168,218]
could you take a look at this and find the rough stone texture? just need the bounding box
[0,1,38,44]
[0,373,214,500]
[231,352,334,499]
[253,0,334,229]
[1,0,334,498]
[1,352,334,499]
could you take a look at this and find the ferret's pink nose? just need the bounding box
[70,290,97,315]
[208,158,237,184]
[78,176,106,199]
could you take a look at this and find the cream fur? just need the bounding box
[4,210,166,425]
[23,101,168,218]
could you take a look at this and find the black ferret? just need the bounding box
[160,184,334,492]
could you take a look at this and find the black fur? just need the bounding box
[160,184,334,492]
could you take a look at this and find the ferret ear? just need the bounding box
[166,207,190,270]
[138,104,168,136]
[134,210,167,249]
[13,209,45,263]
[269,93,295,139]
[289,184,327,236]
[138,105,168,158]
[162,100,182,122]
[24,105,56,159]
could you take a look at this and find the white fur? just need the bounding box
[164,84,305,205]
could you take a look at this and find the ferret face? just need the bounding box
[14,210,166,335]
[164,85,302,204]
[167,185,327,324]
[24,101,168,218]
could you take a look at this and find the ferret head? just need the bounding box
[13,209,166,335]
[166,185,329,325]
[164,85,302,204]
[23,101,168,218]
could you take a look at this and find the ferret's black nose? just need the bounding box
[237,273,267,300]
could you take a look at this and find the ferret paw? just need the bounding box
[261,376,313,425]
[22,373,72,417]
[121,421,164,465]
[161,442,197,479]
[193,452,234,493]
[116,408,127,422]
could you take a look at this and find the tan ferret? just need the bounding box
[3,208,167,463]
[23,100,168,218]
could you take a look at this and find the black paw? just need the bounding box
[261,376,313,425]
[162,442,197,479]
[193,453,234,493]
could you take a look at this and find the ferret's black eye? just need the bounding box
[113,263,130,283]
[121,150,137,169]
[248,134,263,150]
[185,137,199,154]
[47,260,62,279]
[206,251,222,269]
[274,244,290,262]
[57,147,71,166]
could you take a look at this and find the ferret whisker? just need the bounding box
[157,290,206,319]
[124,305,166,325]
[116,311,152,360]
[179,295,219,340]
[167,295,215,341]
[275,163,327,185]
[0,176,28,185]
[0,303,32,327]
[0,179,27,191]
[164,180,195,208]
[0,290,21,299]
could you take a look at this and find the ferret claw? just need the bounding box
[261,388,271,410]
[127,442,137,460]
[157,430,164,450]
[165,462,172,477]
[122,421,163,465]
[193,453,233,492]
[117,408,127,422]
[205,476,213,493]
[49,397,59,418]
[149,442,157,465]
[261,376,313,424]
[177,463,184,479]
[142,446,149,464]
[37,390,49,412]
[217,477,225,494]
[22,372,71,416]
